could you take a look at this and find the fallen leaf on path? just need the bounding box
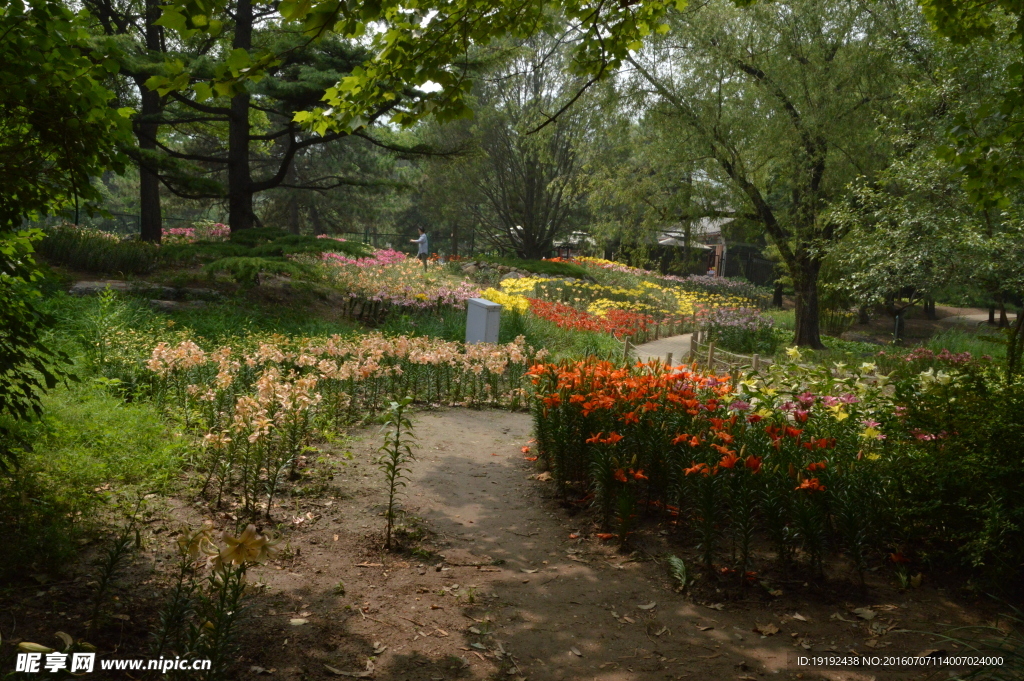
[531,472,552,482]
[755,623,779,636]
[831,612,855,623]
[791,613,808,622]
[595,533,615,540]
[622,616,636,624]
[355,563,383,568]
[372,642,387,654]
[470,643,487,650]
[469,627,483,635]
[570,647,582,657]
[434,629,449,637]
[569,533,579,539]
[653,626,668,636]
[289,618,308,626]
[524,456,538,462]
[638,602,657,610]
[520,568,538,573]
[323,665,372,678]
[697,625,714,631]
[706,603,725,611]
[852,608,877,620]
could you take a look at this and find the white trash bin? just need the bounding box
[465,298,501,344]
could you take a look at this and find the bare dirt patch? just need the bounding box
[3,409,997,680]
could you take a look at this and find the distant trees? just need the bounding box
[421,36,596,259]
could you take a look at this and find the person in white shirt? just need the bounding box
[410,227,428,271]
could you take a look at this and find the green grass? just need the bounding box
[925,326,1006,359]
[473,254,592,280]
[0,382,185,579]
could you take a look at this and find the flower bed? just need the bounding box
[528,357,901,579]
[319,252,481,318]
[698,305,780,355]
[148,333,545,514]
[527,299,654,339]
[162,221,231,244]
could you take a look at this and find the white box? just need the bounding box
[466,298,501,344]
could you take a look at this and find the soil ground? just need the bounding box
[838,305,1006,346]
[3,409,1000,681]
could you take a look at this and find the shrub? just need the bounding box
[37,223,159,274]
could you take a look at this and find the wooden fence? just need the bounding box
[688,328,774,373]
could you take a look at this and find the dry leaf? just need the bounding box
[570,647,582,657]
[622,616,636,624]
[653,626,668,636]
[532,472,553,482]
[791,613,808,622]
[324,665,372,678]
[852,608,877,620]
[910,573,923,588]
[372,642,387,655]
[831,612,855,623]
[434,629,449,637]
[289,618,309,626]
[638,602,657,610]
[469,627,483,635]
[697,625,714,631]
[520,569,538,574]
[706,603,725,611]
[755,623,779,636]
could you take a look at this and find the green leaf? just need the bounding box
[226,47,250,72]
[193,81,213,102]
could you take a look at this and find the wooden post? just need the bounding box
[752,353,760,371]
[666,352,673,368]
[623,338,631,364]
[707,342,715,368]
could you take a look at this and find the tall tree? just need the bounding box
[624,0,916,346]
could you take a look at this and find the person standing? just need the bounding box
[411,227,428,271]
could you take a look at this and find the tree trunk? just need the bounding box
[858,304,870,325]
[989,305,996,325]
[227,0,255,233]
[791,263,824,348]
[923,297,936,320]
[772,281,784,309]
[137,0,163,243]
[137,92,163,243]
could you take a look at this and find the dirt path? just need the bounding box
[224,408,991,681]
[7,408,990,679]
[633,335,692,365]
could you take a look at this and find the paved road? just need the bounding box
[632,333,692,365]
